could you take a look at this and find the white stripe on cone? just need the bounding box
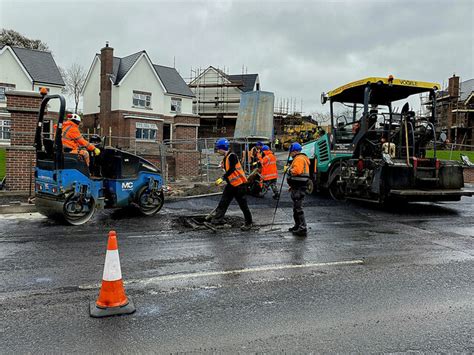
[102,250,123,281]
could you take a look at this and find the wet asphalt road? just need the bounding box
[0,190,473,353]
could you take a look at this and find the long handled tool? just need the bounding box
[267,150,291,232]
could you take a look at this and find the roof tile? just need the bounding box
[227,74,258,92]
[153,64,194,97]
[9,46,64,86]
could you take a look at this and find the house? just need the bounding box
[82,43,197,148]
[188,66,260,137]
[0,45,65,145]
[82,43,200,179]
[435,75,474,147]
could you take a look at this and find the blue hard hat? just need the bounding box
[256,141,264,147]
[261,145,270,151]
[289,142,302,152]
[215,138,229,151]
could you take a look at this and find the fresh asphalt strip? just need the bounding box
[78,259,364,290]
[0,260,364,302]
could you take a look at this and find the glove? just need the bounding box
[215,177,224,186]
[283,165,289,173]
[93,148,101,156]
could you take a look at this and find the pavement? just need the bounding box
[0,190,473,352]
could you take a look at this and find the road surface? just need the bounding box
[1,191,473,352]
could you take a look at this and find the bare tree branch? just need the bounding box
[62,63,86,113]
[312,111,332,124]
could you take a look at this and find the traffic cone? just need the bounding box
[89,231,136,318]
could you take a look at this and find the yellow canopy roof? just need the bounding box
[327,77,440,104]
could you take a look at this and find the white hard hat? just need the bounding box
[68,113,81,122]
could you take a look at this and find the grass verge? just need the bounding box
[426,150,474,161]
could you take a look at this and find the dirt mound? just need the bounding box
[166,183,223,197]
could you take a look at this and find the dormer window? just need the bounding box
[171,98,182,113]
[133,91,152,109]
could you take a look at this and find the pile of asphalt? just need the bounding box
[174,214,245,232]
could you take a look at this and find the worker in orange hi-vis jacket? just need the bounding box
[285,142,310,237]
[206,138,253,231]
[60,114,100,166]
[260,145,279,199]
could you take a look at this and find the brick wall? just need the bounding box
[174,115,200,125]
[198,118,236,138]
[174,114,199,150]
[82,113,99,131]
[464,167,474,183]
[5,91,43,192]
[173,150,200,177]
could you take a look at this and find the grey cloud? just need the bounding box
[1,0,472,114]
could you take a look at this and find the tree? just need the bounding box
[312,111,331,124]
[62,63,86,113]
[0,29,49,51]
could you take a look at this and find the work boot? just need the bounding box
[292,228,307,237]
[205,209,217,222]
[240,222,253,231]
[288,225,299,232]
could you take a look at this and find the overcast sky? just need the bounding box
[1,0,473,114]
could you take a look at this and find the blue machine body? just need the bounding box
[35,151,163,208]
[33,94,165,224]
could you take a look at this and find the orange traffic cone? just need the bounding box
[90,231,136,317]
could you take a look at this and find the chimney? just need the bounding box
[100,41,113,128]
[448,74,460,98]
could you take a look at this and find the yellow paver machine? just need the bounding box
[302,76,473,202]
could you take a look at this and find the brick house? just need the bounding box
[0,45,65,146]
[188,66,260,137]
[82,43,197,146]
[435,75,474,148]
[82,43,200,178]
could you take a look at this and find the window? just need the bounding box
[133,91,152,108]
[0,120,11,141]
[171,98,182,113]
[0,88,6,102]
[135,122,157,141]
[0,84,15,102]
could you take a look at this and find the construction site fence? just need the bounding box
[88,135,269,185]
[99,135,276,184]
[2,129,472,185]
[1,129,275,184]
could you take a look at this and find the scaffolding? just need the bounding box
[429,75,474,148]
[273,97,304,116]
[187,66,247,135]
